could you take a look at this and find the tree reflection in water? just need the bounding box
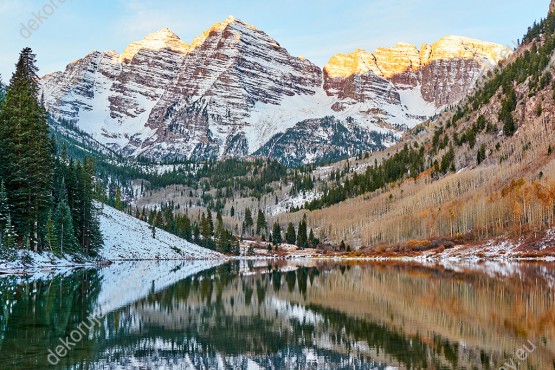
[0,260,554,369]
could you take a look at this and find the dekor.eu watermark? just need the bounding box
[47,314,104,365]
[47,263,146,365]
[20,0,69,39]
[499,340,537,370]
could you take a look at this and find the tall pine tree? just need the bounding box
[256,209,267,236]
[243,208,253,235]
[0,48,53,250]
[54,179,78,254]
[285,222,296,245]
[272,222,282,246]
[296,215,308,249]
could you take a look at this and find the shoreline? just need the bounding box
[2,252,555,276]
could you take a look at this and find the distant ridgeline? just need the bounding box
[0,48,102,257]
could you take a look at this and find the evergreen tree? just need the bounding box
[155,211,163,228]
[256,209,267,235]
[78,157,102,254]
[500,87,517,136]
[0,48,53,250]
[54,185,78,254]
[45,211,57,252]
[308,229,319,248]
[200,212,212,246]
[207,209,214,236]
[193,223,200,242]
[3,214,16,249]
[285,222,296,245]
[115,186,122,210]
[243,208,253,235]
[215,211,225,252]
[477,144,487,165]
[296,215,308,249]
[183,214,192,241]
[272,222,282,246]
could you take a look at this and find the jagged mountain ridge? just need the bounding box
[41,17,511,164]
[324,36,511,110]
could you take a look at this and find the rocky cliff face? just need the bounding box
[141,17,324,159]
[324,36,511,111]
[41,18,510,164]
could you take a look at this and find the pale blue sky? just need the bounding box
[0,0,550,80]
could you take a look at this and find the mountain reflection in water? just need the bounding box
[0,260,554,369]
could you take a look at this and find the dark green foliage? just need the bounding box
[0,49,102,255]
[52,154,102,255]
[0,48,52,249]
[477,144,487,165]
[296,215,308,249]
[115,186,122,210]
[306,145,425,210]
[139,203,238,255]
[256,209,267,235]
[53,183,78,254]
[308,229,319,248]
[200,212,212,246]
[340,240,346,251]
[243,208,253,235]
[45,211,57,251]
[439,147,456,175]
[285,223,296,245]
[272,222,282,245]
[454,115,489,148]
[499,85,517,136]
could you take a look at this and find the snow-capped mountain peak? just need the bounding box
[425,35,510,67]
[121,28,190,62]
[323,37,511,112]
[40,18,511,164]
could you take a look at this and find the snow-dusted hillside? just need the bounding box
[98,203,223,261]
[41,17,511,164]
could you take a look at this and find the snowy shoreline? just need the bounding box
[0,203,227,275]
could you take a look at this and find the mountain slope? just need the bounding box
[41,18,510,164]
[295,2,555,249]
[98,203,224,260]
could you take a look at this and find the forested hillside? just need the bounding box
[0,49,102,258]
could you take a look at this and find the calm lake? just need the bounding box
[0,260,554,369]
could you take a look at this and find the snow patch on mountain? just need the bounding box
[97,203,224,261]
[267,191,323,216]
